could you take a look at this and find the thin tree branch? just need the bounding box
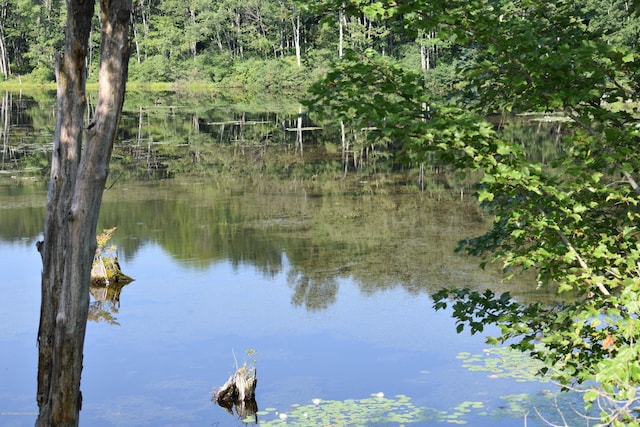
[553,227,610,296]
[623,171,640,194]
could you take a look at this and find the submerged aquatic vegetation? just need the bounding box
[456,346,550,383]
[250,347,596,426]
[257,393,448,426]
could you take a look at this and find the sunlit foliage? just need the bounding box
[305,1,640,424]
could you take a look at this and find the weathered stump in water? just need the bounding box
[213,366,258,421]
[90,227,134,286]
[90,254,133,285]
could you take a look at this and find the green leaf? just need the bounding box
[477,188,494,202]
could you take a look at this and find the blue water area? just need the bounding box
[1,238,562,427]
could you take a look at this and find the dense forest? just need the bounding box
[1,0,637,93]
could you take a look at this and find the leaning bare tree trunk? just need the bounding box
[36,1,131,426]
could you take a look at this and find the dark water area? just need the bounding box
[0,91,584,426]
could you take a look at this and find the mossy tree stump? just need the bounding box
[90,227,133,286]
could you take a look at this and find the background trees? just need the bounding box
[0,0,439,86]
[3,0,634,94]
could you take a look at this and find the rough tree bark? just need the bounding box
[36,1,132,426]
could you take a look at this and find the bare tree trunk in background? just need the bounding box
[291,14,301,67]
[338,3,345,59]
[188,5,197,59]
[0,15,10,80]
[132,13,142,64]
[36,1,131,426]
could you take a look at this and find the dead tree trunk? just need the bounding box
[36,1,132,426]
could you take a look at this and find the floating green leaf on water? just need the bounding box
[457,346,550,383]
[259,393,448,426]
[257,393,493,426]
[243,354,594,427]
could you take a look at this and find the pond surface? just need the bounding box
[0,91,582,426]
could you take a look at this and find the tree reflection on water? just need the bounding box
[88,282,132,326]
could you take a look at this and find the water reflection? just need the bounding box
[0,179,559,311]
[1,180,577,426]
[0,90,573,426]
[287,266,339,311]
[88,282,134,326]
[1,90,565,186]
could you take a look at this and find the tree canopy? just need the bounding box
[304,0,640,425]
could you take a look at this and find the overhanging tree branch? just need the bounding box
[553,226,611,297]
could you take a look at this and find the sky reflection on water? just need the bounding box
[1,237,556,427]
[0,89,586,426]
[0,180,579,426]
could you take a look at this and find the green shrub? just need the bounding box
[28,67,55,84]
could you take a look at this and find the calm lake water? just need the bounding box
[0,91,582,426]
